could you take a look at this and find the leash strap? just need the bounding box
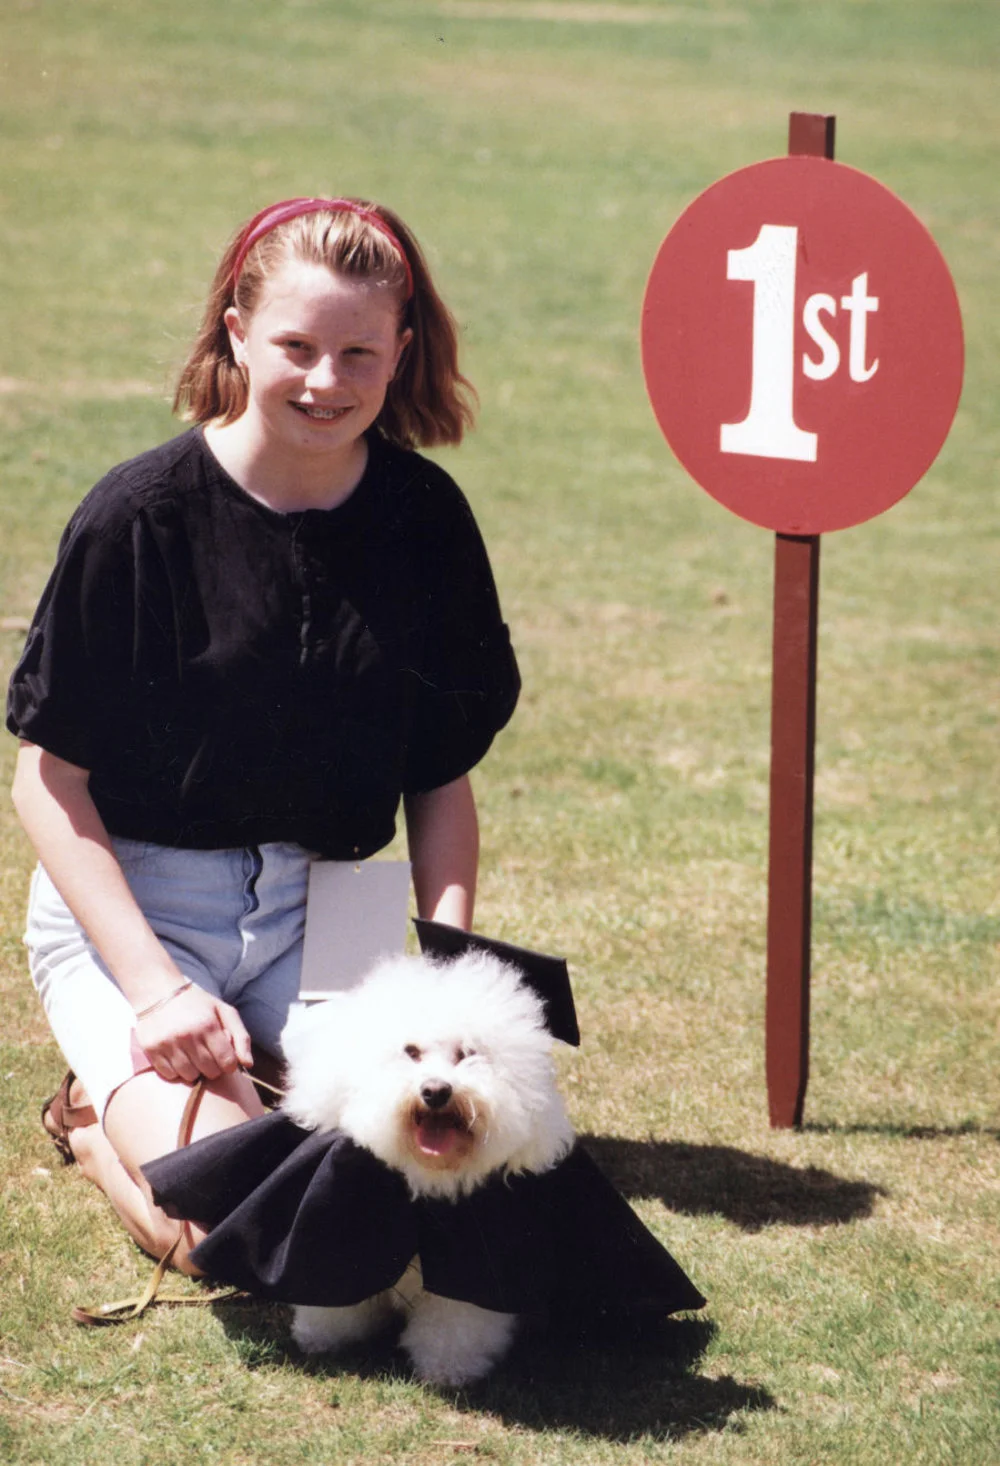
[72,1071,283,1326]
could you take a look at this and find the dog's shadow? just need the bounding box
[462,1135,878,1434]
[211,1134,882,1440]
[580,1132,886,1229]
[458,1314,776,1441]
[216,1303,773,1443]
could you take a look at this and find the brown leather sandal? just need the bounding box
[41,1071,98,1164]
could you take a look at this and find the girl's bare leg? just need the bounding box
[69,1068,265,1274]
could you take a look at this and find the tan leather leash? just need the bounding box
[72,1069,285,1326]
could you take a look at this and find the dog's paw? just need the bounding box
[291,1298,392,1355]
[400,1293,517,1387]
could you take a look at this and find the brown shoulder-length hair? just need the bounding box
[173,200,477,449]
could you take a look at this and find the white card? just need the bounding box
[299,859,412,1000]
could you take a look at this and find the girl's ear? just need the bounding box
[224,306,248,367]
[392,326,413,379]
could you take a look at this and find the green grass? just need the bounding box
[1,2,998,1462]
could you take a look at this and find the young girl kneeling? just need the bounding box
[7,197,519,1273]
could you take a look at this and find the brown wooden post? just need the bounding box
[766,531,820,1128]
[764,112,835,1128]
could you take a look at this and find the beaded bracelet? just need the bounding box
[134,979,194,1022]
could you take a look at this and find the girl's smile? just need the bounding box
[293,405,351,421]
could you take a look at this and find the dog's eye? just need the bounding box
[456,1046,477,1064]
[404,1044,422,1062]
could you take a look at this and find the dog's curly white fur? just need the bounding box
[281,950,575,1386]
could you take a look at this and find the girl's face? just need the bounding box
[225,258,411,463]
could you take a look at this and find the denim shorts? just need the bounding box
[26,837,313,1121]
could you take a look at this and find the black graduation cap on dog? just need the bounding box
[413,919,581,1047]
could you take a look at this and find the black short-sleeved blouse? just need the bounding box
[6,428,520,859]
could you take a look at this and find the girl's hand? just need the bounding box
[135,983,254,1084]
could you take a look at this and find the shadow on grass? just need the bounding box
[216,1303,775,1444]
[206,1133,860,1439]
[460,1316,776,1443]
[803,1120,1000,1141]
[580,1133,886,1230]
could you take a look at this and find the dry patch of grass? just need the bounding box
[436,2,749,25]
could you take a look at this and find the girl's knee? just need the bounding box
[163,1223,209,1277]
[132,1212,208,1275]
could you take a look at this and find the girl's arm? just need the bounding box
[404,773,480,930]
[11,743,253,1083]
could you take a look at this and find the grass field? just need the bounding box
[1,2,997,1462]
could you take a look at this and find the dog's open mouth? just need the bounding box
[412,1106,471,1159]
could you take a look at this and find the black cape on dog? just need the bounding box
[143,1113,705,1320]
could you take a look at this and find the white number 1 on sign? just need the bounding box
[720,224,880,464]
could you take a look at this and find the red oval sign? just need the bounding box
[641,157,964,534]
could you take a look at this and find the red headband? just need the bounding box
[230,197,415,299]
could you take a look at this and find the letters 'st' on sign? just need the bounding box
[641,158,964,535]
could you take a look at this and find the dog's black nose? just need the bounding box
[420,1081,453,1110]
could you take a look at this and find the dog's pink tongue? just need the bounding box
[417,1119,460,1156]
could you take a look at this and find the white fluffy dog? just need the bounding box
[281,950,575,1386]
